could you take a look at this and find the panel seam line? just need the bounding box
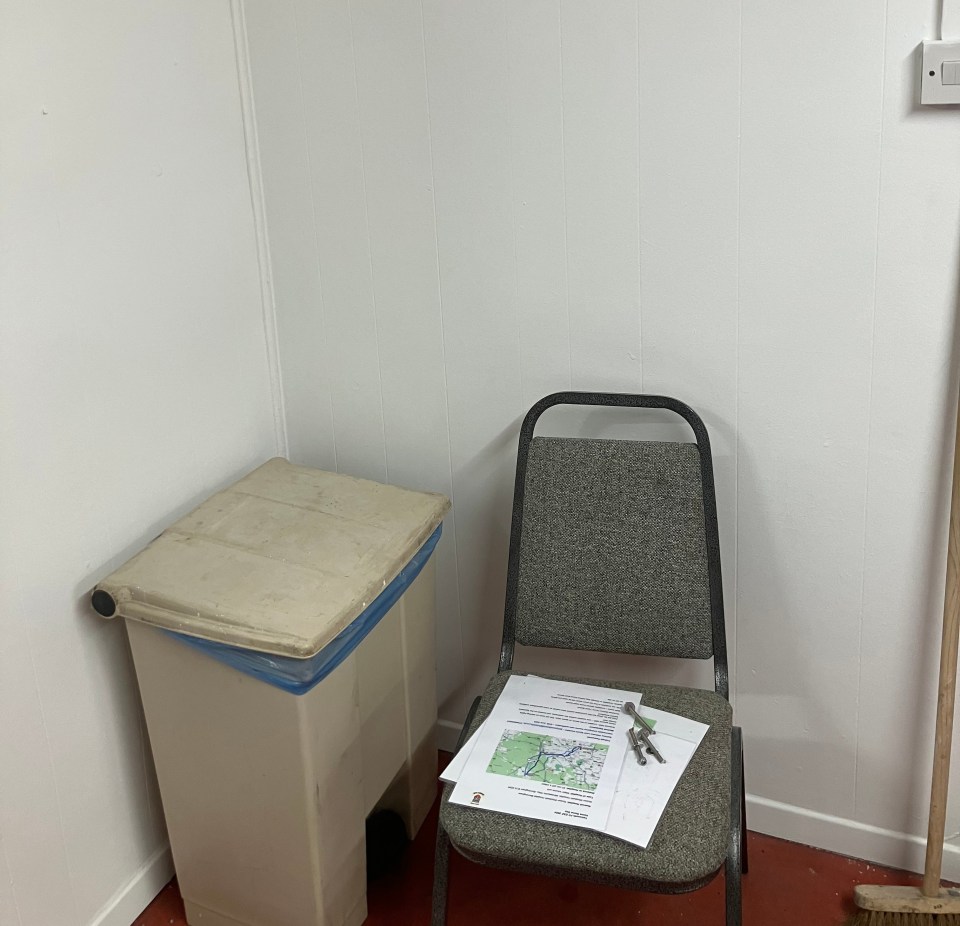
[853,0,890,818]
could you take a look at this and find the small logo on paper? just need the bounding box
[471,792,484,805]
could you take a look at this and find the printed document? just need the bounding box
[447,675,640,830]
[442,677,709,848]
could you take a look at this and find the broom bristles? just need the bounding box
[846,913,960,926]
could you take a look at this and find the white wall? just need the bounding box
[0,2,282,924]
[241,0,960,878]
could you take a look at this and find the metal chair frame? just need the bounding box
[433,391,747,925]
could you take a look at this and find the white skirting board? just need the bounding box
[747,795,960,882]
[439,717,960,880]
[87,843,174,926]
[438,717,465,754]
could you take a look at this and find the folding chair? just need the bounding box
[432,391,746,925]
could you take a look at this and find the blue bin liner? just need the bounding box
[164,524,442,695]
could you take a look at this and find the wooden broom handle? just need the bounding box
[924,389,960,896]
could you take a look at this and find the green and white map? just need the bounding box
[485,731,607,792]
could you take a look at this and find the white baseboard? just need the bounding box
[88,843,174,926]
[438,718,464,754]
[438,716,960,879]
[747,795,960,881]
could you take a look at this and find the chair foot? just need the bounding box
[725,850,743,926]
[740,733,748,876]
[726,726,744,926]
[432,822,451,926]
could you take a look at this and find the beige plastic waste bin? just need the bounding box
[92,459,450,926]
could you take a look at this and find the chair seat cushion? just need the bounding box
[440,671,733,892]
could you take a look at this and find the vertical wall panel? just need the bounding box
[0,833,20,926]
[350,0,464,704]
[736,0,885,817]
[506,0,572,407]
[294,0,387,482]
[421,0,523,711]
[0,588,76,926]
[244,0,337,472]
[561,0,641,390]
[638,0,741,694]
[2,0,280,920]
[856,0,960,848]
[0,15,80,912]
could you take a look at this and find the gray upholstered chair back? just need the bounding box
[513,435,715,659]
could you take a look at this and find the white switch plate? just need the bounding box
[921,40,960,104]
[945,60,960,85]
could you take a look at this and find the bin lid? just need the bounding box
[93,458,450,658]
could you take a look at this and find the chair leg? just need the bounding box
[726,726,744,926]
[433,695,481,926]
[740,733,748,876]
[457,696,482,751]
[431,821,452,926]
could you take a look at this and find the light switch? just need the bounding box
[921,40,960,104]
[944,60,960,85]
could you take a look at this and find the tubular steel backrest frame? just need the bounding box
[498,392,729,700]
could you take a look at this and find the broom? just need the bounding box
[848,389,960,924]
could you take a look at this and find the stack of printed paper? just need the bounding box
[442,675,709,849]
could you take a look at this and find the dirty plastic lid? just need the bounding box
[93,458,450,659]
[165,524,442,694]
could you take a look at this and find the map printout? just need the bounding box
[442,680,710,848]
[447,676,638,830]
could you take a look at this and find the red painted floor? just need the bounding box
[133,756,928,926]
